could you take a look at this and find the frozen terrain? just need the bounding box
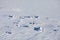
[0,0,60,40]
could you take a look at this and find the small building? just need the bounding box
[34,27,40,31]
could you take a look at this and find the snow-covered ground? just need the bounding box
[0,0,60,40]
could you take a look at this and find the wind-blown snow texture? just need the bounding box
[0,0,60,40]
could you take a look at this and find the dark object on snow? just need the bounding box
[34,16,39,18]
[29,22,35,24]
[23,25,29,27]
[9,15,13,18]
[24,16,30,18]
[34,27,40,31]
[6,31,12,34]
[53,29,57,31]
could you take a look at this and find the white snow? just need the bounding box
[0,0,60,40]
